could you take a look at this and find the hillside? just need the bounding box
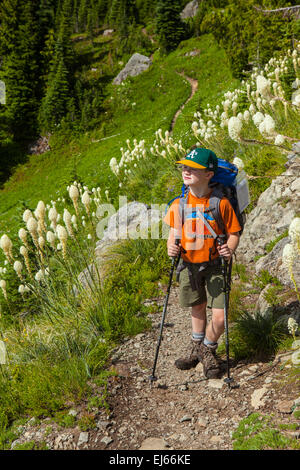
[0,0,299,453]
[0,33,238,235]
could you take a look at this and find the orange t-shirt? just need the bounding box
[164,191,241,264]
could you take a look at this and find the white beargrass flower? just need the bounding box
[18,284,25,295]
[263,115,276,135]
[26,216,39,247]
[18,228,27,245]
[20,245,32,276]
[81,191,90,214]
[35,270,44,282]
[288,217,300,250]
[0,279,7,299]
[13,260,22,275]
[46,231,56,249]
[287,317,299,339]
[0,234,13,261]
[23,209,33,223]
[109,157,119,176]
[253,112,265,127]
[56,225,68,260]
[232,101,238,115]
[243,110,250,122]
[38,236,45,250]
[63,209,74,238]
[35,200,46,220]
[69,185,79,215]
[249,104,256,115]
[48,206,58,227]
[228,116,243,142]
[56,225,68,242]
[274,134,285,146]
[233,157,245,170]
[282,243,295,268]
[256,75,271,97]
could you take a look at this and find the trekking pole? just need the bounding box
[149,239,181,386]
[217,236,234,389]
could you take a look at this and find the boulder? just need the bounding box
[180,0,199,19]
[78,202,162,289]
[236,156,300,264]
[254,236,300,289]
[113,53,152,85]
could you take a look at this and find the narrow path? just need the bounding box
[170,73,198,133]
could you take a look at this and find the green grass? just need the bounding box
[0,34,238,238]
[232,413,300,450]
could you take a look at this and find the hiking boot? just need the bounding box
[174,339,202,370]
[198,342,221,379]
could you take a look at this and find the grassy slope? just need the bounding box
[0,34,239,239]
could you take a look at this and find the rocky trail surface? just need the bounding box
[12,285,299,451]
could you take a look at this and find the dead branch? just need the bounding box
[253,5,300,18]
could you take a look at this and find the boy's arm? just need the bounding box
[217,232,240,260]
[167,228,181,257]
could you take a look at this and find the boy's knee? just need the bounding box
[192,302,207,316]
[212,308,225,326]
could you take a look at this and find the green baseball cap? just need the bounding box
[177,147,218,173]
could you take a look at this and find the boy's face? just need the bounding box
[180,165,214,187]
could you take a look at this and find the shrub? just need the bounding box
[229,310,287,360]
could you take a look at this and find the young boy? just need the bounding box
[164,147,241,379]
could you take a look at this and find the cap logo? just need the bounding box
[188,150,197,159]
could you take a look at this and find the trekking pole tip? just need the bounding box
[224,377,239,389]
[149,375,157,388]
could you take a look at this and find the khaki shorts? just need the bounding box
[178,263,225,309]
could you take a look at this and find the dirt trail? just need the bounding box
[12,285,299,451]
[170,73,198,133]
[93,286,298,451]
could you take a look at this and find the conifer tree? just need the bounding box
[0,0,40,142]
[156,0,186,52]
[39,0,76,131]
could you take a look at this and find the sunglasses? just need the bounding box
[177,165,203,173]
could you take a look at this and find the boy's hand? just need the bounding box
[217,243,233,261]
[167,242,181,258]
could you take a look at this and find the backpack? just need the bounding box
[166,158,250,240]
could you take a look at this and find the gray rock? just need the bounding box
[78,432,89,446]
[255,236,300,289]
[11,439,23,449]
[139,437,169,450]
[255,284,273,315]
[180,0,199,19]
[113,53,152,85]
[100,436,113,446]
[179,415,192,423]
[237,157,300,265]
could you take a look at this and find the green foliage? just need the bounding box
[229,310,287,360]
[199,0,298,78]
[254,269,282,290]
[232,413,300,450]
[78,412,96,431]
[265,230,289,254]
[156,0,187,53]
[13,440,48,450]
[52,410,76,428]
[0,0,40,142]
